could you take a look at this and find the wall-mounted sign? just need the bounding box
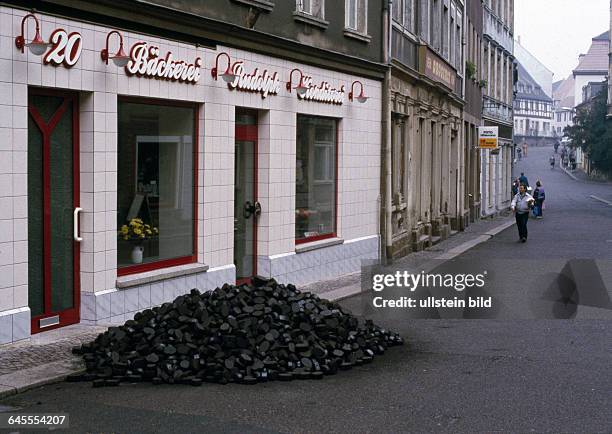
[43,29,82,67]
[298,77,345,105]
[125,43,202,84]
[228,61,281,98]
[418,45,457,92]
[478,126,499,149]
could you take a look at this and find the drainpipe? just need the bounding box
[381,0,393,264]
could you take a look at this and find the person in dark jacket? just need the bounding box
[519,172,529,187]
[532,180,545,218]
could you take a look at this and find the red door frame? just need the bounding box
[28,88,80,334]
[235,109,258,285]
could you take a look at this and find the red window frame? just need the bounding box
[295,114,339,245]
[117,96,199,276]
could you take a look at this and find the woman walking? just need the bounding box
[533,180,545,219]
[511,183,534,243]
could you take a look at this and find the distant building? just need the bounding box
[552,107,574,139]
[514,39,554,98]
[552,75,575,138]
[573,31,609,105]
[513,63,554,146]
[553,75,575,108]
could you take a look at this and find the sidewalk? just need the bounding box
[306,211,515,300]
[561,165,612,185]
[0,213,514,400]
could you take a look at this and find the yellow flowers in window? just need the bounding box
[118,218,158,242]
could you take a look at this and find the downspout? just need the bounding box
[381,0,393,264]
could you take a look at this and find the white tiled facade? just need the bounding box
[0,6,381,343]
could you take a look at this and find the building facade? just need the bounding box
[608,0,612,118]
[385,0,466,259]
[463,0,484,225]
[480,0,514,218]
[0,1,385,343]
[573,31,609,106]
[513,63,555,146]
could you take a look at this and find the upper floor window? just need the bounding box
[346,0,367,34]
[297,0,325,19]
[392,0,416,34]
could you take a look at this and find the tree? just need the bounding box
[564,87,612,176]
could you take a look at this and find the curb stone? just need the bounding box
[561,166,579,181]
[0,360,86,400]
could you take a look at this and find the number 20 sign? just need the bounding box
[43,29,82,68]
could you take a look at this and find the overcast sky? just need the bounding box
[514,0,610,81]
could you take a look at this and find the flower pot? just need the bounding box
[131,244,144,264]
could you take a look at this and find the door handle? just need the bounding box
[243,201,262,219]
[73,207,83,242]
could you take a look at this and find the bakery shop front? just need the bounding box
[0,6,382,344]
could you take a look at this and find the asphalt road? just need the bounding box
[1,146,611,433]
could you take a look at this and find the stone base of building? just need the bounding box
[431,216,451,241]
[258,235,379,287]
[0,307,31,345]
[470,202,481,223]
[411,223,432,251]
[390,231,412,260]
[450,211,470,232]
[81,265,235,326]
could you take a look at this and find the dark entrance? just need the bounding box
[234,110,260,284]
[28,89,80,333]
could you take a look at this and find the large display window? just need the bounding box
[117,98,197,274]
[295,115,338,243]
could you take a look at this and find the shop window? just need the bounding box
[297,0,325,19]
[296,115,337,243]
[117,98,197,274]
[346,0,367,34]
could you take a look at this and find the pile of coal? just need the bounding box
[70,278,402,387]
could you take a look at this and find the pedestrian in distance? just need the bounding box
[511,183,534,243]
[533,180,545,219]
[511,177,520,196]
[549,154,555,169]
[519,172,529,188]
[517,147,522,160]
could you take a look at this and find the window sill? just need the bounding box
[295,237,344,253]
[293,12,329,29]
[116,263,209,289]
[231,0,274,12]
[343,28,371,43]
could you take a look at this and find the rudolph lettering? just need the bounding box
[125,43,202,84]
[228,62,281,98]
[299,77,345,105]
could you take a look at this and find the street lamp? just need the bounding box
[349,80,368,103]
[14,13,51,56]
[286,68,308,97]
[211,52,236,83]
[100,30,130,67]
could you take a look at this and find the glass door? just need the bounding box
[28,89,80,333]
[234,110,259,284]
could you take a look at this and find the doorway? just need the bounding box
[28,89,80,333]
[234,109,259,284]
